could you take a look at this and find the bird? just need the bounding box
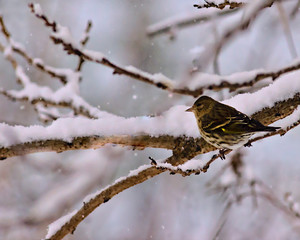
[186,96,280,159]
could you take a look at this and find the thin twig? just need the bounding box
[276,2,298,59]
[29,3,300,98]
[0,16,67,84]
[147,8,239,38]
[76,20,92,72]
[194,1,244,10]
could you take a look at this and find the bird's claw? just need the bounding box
[219,149,226,160]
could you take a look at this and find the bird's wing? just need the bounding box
[202,104,262,134]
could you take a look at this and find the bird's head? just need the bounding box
[186,96,215,117]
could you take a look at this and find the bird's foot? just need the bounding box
[219,149,226,160]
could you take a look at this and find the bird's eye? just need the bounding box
[197,103,204,109]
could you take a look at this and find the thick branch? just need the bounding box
[0,135,204,160]
[45,103,300,240]
[0,93,299,161]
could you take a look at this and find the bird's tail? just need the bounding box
[261,126,280,132]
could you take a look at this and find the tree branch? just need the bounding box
[0,92,299,161]
[28,2,298,99]
[194,1,244,10]
[45,105,300,240]
[146,8,238,38]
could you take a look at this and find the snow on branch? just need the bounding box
[76,20,92,71]
[179,59,300,95]
[44,107,300,240]
[0,16,68,84]
[1,69,300,160]
[45,154,212,239]
[0,15,110,121]
[28,3,175,92]
[44,164,163,240]
[28,2,293,98]
[193,0,275,71]
[30,2,296,99]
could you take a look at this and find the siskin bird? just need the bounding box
[186,96,280,158]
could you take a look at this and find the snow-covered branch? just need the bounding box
[0,16,68,84]
[44,164,164,240]
[193,0,275,70]
[28,3,175,92]
[76,20,92,71]
[0,80,300,161]
[0,15,109,120]
[176,60,300,96]
[44,106,300,240]
[27,2,295,99]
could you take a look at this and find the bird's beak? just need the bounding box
[185,107,193,112]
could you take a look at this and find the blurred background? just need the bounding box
[0,0,300,239]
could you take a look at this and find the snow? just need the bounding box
[179,159,205,171]
[223,70,300,115]
[83,164,153,203]
[51,24,79,47]
[45,210,77,239]
[192,0,272,70]
[3,45,12,58]
[32,3,43,16]
[15,66,31,85]
[82,160,202,205]
[9,39,25,52]
[0,69,300,148]
[82,49,105,62]
[6,59,111,119]
[180,58,300,91]
[178,68,263,90]
[125,65,174,88]
[33,58,44,66]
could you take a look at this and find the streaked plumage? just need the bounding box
[186,96,280,150]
